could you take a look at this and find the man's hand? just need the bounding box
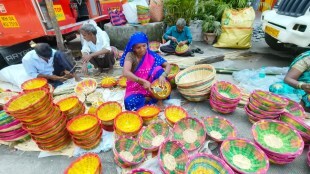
[170,36,177,43]
[50,75,67,82]
[178,41,186,47]
[82,54,92,63]
[82,63,88,75]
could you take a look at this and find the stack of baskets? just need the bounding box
[64,153,102,174]
[21,78,53,93]
[245,90,288,123]
[136,5,150,25]
[283,98,306,119]
[252,120,304,164]
[56,96,85,120]
[96,102,122,131]
[164,105,188,127]
[280,112,310,144]
[67,114,102,149]
[114,111,143,137]
[210,81,241,114]
[175,64,216,102]
[4,89,70,151]
[137,105,160,125]
[167,63,180,88]
[0,111,29,143]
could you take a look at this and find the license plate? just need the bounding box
[265,25,280,38]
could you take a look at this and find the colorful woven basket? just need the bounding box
[64,153,102,174]
[284,98,306,119]
[74,78,97,95]
[137,105,160,125]
[251,90,288,109]
[172,117,206,151]
[185,153,234,174]
[211,81,241,103]
[150,79,171,100]
[0,110,14,126]
[56,96,80,113]
[175,44,189,55]
[130,168,154,174]
[21,78,48,91]
[158,140,189,174]
[101,76,117,88]
[138,121,170,151]
[209,99,237,114]
[252,120,304,163]
[167,63,180,88]
[114,137,145,167]
[117,76,127,88]
[67,114,100,135]
[149,41,160,52]
[97,101,122,126]
[164,106,188,126]
[220,138,269,174]
[114,111,143,136]
[203,116,237,142]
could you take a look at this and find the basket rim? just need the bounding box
[210,99,236,114]
[251,120,304,155]
[284,98,306,118]
[252,90,288,107]
[114,137,145,165]
[220,138,270,174]
[101,76,117,88]
[203,116,237,142]
[21,78,48,90]
[138,121,170,151]
[185,153,234,174]
[244,104,280,119]
[74,78,98,95]
[117,76,127,88]
[56,96,79,112]
[211,81,242,100]
[175,64,216,87]
[96,101,122,121]
[248,101,284,115]
[280,112,310,134]
[130,168,154,174]
[150,79,171,100]
[114,111,143,133]
[66,114,100,134]
[158,139,189,173]
[137,105,161,118]
[64,153,101,174]
[164,105,188,124]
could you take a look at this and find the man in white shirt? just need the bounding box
[80,24,115,75]
[22,43,80,87]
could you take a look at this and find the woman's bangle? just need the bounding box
[161,72,168,77]
[297,82,305,89]
[136,77,140,83]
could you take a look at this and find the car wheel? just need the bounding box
[265,33,286,51]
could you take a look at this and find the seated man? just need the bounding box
[22,43,80,87]
[80,24,115,75]
[160,18,194,57]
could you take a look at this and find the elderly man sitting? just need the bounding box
[160,18,195,57]
[80,24,115,75]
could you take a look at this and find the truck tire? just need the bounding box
[265,33,286,51]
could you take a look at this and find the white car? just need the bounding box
[261,0,310,50]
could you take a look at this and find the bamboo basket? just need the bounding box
[114,111,142,137]
[97,101,122,126]
[75,78,97,95]
[164,106,188,126]
[117,76,127,88]
[21,78,48,91]
[101,76,117,88]
[150,79,171,100]
[203,116,237,142]
[64,153,102,174]
[137,105,160,125]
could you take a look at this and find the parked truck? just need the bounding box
[0,0,123,69]
[261,0,310,50]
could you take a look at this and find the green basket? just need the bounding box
[203,116,236,142]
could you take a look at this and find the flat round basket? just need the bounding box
[130,168,154,174]
[220,138,269,174]
[117,76,127,88]
[158,140,189,173]
[138,121,170,151]
[74,78,97,95]
[149,41,160,52]
[56,96,80,112]
[150,79,171,100]
[284,98,306,119]
[175,64,216,88]
[164,106,188,126]
[185,153,234,174]
[212,81,241,103]
[114,137,145,166]
[203,116,237,142]
[252,120,304,155]
[251,90,288,109]
[175,44,189,55]
[86,91,104,104]
[97,102,122,125]
[67,114,100,135]
[21,78,48,91]
[114,111,143,136]
[101,76,117,88]
[137,105,160,124]
[0,92,19,105]
[172,117,206,151]
[53,93,86,103]
[64,153,101,174]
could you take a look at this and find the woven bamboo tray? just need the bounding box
[203,116,237,142]
[97,101,122,126]
[251,90,288,109]
[114,111,142,136]
[175,44,189,55]
[64,153,102,174]
[75,78,97,95]
[137,105,160,125]
[21,78,48,91]
[101,76,117,88]
[211,81,241,103]
[151,79,171,100]
[164,106,188,126]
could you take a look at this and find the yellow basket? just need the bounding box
[21,78,48,91]
[175,44,189,55]
[97,102,122,125]
[56,96,80,112]
[137,105,160,122]
[4,89,49,114]
[164,106,188,125]
[101,76,117,88]
[117,76,127,88]
[114,111,142,136]
[67,114,100,135]
[64,153,102,174]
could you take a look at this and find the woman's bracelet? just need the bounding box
[161,72,168,77]
[297,82,305,89]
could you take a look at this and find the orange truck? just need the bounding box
[0,0,123,69]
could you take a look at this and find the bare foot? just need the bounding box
[94,68,103,76]
[157,100,165,111]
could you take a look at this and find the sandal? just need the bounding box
[195,48,204,54]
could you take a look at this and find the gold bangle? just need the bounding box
[297,82,305,89]
[136,77,140,83]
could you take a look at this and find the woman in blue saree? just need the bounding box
[120,32,171,111]
[269,51,310,112]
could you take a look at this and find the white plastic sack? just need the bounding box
[0,64,33,89]
[122,0,148,24]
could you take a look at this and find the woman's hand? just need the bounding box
[301,83,310,93]
[159,75,166,87]
[142,79,151,91]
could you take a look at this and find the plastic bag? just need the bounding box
[108,8,127,26]
[122,0,148,24]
